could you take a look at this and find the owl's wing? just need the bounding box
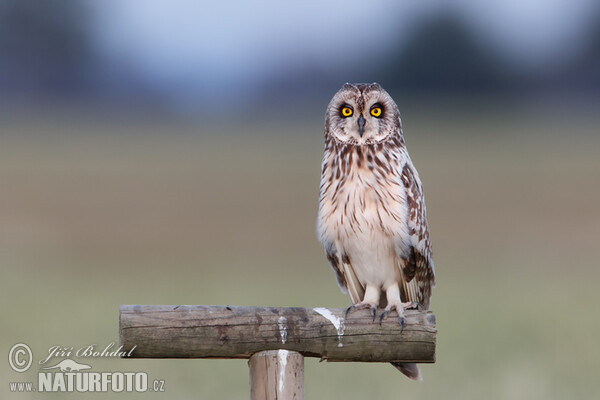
[324,243,365,305]
[398,162,436,310]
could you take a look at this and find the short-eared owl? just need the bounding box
[317,83,435,380]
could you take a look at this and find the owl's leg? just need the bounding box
[345,285,380,321]
[379,284,417,330]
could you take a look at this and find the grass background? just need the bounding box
[2,105,599,399]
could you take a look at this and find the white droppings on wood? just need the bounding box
[314,307,346,347]
[277,349,289,394]
[278,316,287,344]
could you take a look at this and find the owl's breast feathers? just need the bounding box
[318,133,435,309]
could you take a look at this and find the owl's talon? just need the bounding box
[345,302,379,320]
[379,310,388,326]
[379,299,413,332]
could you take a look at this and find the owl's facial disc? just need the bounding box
[327,83,399,145]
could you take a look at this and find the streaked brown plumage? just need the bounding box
[317,83,435,380]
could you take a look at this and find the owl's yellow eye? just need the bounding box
[341,106,353,117]
[370,107,382,117]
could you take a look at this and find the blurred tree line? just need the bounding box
[0,1,93,98]
[1,1,599,107]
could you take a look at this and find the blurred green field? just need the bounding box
[1,108,600,399]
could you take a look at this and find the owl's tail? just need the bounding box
[391,362,422,381]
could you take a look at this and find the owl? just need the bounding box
[317,83,435,380]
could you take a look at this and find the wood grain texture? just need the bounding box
[249,350,304,400]
[119,305,436,363]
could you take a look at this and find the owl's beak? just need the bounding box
[357,114,366,137]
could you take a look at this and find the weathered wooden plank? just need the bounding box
[249,350,304,400]
[119,305,436,363]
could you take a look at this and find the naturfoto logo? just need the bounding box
[8,342,164,393]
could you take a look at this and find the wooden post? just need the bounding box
[249,350,304,400]
[119,305,436,398]
[119,305,436,362]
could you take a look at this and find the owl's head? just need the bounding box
[325,83,401,144]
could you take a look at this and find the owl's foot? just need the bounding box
[379,301,418,331]
[345,285,381,321]
[345,302,377,321]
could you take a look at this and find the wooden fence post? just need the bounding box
[249,350,304,400]
[119,305,436,398]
